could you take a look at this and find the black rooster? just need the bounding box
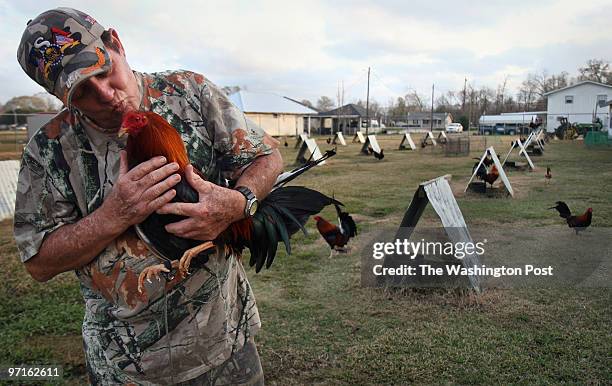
[549,201,593,234]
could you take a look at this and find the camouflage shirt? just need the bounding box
[13,70,274,385]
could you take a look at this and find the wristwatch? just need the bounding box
[235,186,258,218]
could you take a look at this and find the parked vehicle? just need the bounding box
[479,114,539,135]
[445,123,463,133]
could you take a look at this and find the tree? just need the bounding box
[405,90,426,111]
[457,115,469,131]
[221,85,241,95]
[316,96,335,112]
[300,99,314,109]
[578,59,612,84]
[518,76,539,111]
[387,97,408,120]
[356,99,382,118]
[0,95,60,125]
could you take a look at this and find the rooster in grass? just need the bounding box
[373,148,384,160]
[481,165,500,187]
[119,111,342,292]
[314,202,357,257]
[473,152,493,167]
[549,201,593,234]
[472,160,499,189]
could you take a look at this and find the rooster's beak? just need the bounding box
[118,127,128,138]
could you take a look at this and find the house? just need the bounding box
[543,81,612,132]
[316,103,381,135]
[228,90,318,137]
[403,112,453,130]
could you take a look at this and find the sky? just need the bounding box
[1,0,611,107]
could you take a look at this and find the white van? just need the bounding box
[445,123,463,133]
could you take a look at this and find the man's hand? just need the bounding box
[23,151,184,282]
[156,165,245,240]
[101,150,182,232]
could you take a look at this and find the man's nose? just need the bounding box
[87,76,114,103]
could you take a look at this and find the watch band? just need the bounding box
[235,186,258,218]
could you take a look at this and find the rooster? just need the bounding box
[549,201,592,234]
[373,149,384,160]
[481,165,499,187]
[545,167,552,182]
[473,152,493,167]
[314,202,357,258]
[472,161,499,188]
[119,111,342,292]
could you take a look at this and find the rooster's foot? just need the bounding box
[138,260,179,294]
[178,241,216,275]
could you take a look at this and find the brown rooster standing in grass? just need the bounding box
[314,202,357,257]
[119,111,343,292]
[545,167,552,183]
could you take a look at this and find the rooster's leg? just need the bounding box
[178,241,216,275]
[138,260,179,294]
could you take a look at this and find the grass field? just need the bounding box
[1,133,610,384]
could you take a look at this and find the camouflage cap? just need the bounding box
[17,7,112,107]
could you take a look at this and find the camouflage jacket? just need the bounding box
[13,70,274,384]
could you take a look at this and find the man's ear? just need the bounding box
[108,28,126,56]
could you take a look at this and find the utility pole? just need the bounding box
[13,108,18,152]
[462,77,467,113]
[430,83,434,132]
[366,67,370,136]
[341,80,345,133]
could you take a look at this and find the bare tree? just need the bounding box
[494,76,508,114]
[405,90,426,111]
[356,99,383,117]
[387,97,408,120]
[221,85,241,95]
[316,96,335,112]
[518,77,539,111]
[300,99,314,109]
[578,59,612,84]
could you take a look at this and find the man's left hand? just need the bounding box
[157,165,245,240]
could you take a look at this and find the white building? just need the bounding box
[229,90,318,137]
[544,81,612,132]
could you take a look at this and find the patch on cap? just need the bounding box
[17,7,112,106]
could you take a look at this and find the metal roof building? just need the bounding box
[228,91,318,136]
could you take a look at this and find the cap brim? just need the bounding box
[53,38,112,107]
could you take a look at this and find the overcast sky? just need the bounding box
[1,0,611,106]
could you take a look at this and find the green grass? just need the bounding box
[1,134,610,384]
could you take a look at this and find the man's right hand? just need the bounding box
[24,151,182,282]
[100,150,182,233]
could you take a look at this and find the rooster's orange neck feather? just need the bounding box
[126,112,190,173]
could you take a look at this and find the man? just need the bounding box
[15,7,282,385]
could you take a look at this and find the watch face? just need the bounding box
[249,200,259,216]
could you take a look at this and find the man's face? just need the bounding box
[69,45,140,131]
